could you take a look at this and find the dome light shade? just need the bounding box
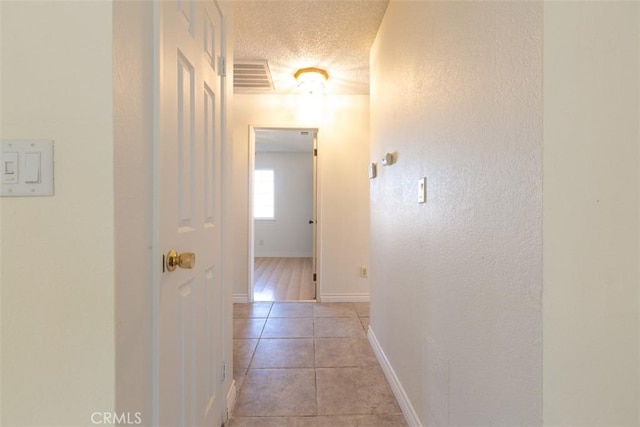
[294,67,329,94]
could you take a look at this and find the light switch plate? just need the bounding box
[1,140,54,197]
[418,177,426,203]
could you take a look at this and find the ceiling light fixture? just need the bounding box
[294,67,329,94]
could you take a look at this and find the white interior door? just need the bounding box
[157,1,224,426]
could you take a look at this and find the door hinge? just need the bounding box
[222,361,226,382]
[313,148,318,156]
[219,56,227,77]
[313,273,317,282]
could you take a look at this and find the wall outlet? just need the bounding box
[360,266,368,278]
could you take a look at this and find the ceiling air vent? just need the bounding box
[234,60,274,91]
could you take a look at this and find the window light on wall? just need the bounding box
[253,169,275,219]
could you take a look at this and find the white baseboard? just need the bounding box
[225,379,237,421]
[233,295,249,304]
[368,327,422,427]
[320,293,370,303]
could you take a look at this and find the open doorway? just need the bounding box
[248,127,319,301]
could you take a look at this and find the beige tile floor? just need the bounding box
[230,302,408,427]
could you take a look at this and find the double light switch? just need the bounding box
[1,140,54,196]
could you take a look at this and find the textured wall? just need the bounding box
[0,2,115,425]
[370,1,542,425]
[543,2,640,425]
[232,94,370,301]
[254,151,313,258]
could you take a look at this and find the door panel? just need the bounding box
[158,0,224,425]
[177,50,195,226]
[204,85,217,225]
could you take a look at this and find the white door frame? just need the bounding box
[247,126,321,302]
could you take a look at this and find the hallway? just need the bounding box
[231,302,407,426]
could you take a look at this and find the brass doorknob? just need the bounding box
[166,249,196,272]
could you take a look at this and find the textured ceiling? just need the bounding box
[233,0,389,95]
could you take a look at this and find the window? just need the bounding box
[253,169,275,219]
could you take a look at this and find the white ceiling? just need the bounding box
[233,0,389,95]
[255,129,314,153]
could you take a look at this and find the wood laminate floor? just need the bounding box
[254,257,315,301]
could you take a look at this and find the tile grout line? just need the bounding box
[243,303,271,374]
